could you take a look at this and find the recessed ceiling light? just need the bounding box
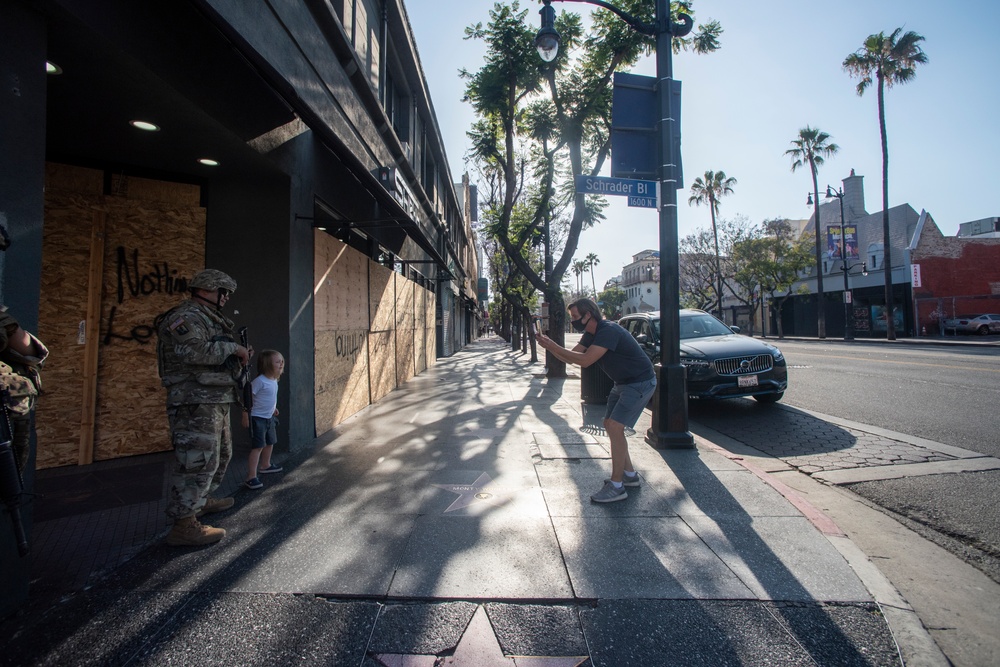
[45,61,63,75]
[198,158,220,166]
[130,120,160,132]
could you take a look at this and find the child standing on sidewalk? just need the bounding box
[242,349,285,490]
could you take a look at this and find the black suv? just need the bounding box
[619,309,787,403]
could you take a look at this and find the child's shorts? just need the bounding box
[250,415,278,449]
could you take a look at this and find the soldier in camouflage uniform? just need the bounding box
[0,308,47,474]
[0,224,48,476]
[156,269,251,546]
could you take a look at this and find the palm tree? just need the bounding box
[572,260,588,298]
[844,29,927,340]
[585,252,600,298]
[688,170,737,318]
[785,127,839,339]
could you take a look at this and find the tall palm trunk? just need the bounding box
[878,74,895,339]
[709,201,722,318]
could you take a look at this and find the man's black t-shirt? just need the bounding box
[580,320,655,384]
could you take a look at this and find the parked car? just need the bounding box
[619,310,787,403]
[942,313,1000,336]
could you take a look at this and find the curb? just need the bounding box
[691,421,949,667]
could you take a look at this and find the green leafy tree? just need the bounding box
[712,214,761,330]
[678,229,717,311]
[597,284,626,319]
[463,0,720,376]
[730,235,770,335]
[755,218,814,338]
[785,126,839,338]
[844,28,927,340]
[477,167,544,359]
[688,170,736,317]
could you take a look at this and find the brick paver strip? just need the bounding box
[698,405,955,474]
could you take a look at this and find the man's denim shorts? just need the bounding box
[250,415,278,449]
[605,377,656,428]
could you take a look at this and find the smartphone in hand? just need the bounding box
[531,318,539,335]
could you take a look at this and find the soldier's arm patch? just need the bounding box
[168,316,191,337]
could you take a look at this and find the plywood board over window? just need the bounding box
[314,232,370,434]
[35,164,205,468]
[413,285,436,374]
[369,261,396,403]
[395,273,415,386]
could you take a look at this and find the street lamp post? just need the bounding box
[824,185,867,341]
[535,0,694,448]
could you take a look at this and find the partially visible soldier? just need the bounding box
[0,223,48,476]
[156,269,251,546]
[0,308,47,473]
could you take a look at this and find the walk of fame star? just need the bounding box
[373,606,588,666]
[432,472,518,513]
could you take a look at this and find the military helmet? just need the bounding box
[189,269,237,293]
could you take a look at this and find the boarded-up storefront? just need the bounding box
[313,231,435,435]
[35,164,206,468]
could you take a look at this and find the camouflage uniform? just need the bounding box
[0,308,47,473]
[157,293,241,521]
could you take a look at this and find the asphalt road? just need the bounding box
[777,340,1000,457]
[745,340,1000,584]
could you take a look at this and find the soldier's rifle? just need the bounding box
[0,389,29,556]
[238,326,253,427]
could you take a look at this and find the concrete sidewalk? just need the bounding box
[3,336,905,666]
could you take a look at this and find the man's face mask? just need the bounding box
[570,313,588,332]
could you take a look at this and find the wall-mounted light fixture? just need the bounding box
[129,120,160,132]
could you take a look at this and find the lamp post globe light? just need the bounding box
[535,0,694,448]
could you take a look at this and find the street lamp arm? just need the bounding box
[841,260,867,275]
[542,0,694,38]
[545,0,655,35]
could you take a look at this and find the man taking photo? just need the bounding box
[534,298,656,503]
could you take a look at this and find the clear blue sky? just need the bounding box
[406,0,1000,292]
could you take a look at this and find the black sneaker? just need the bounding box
[259,464,283,474]
[245,477,263,490]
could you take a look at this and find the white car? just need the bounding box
[942,313,1000,336]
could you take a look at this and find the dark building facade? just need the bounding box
[777,172,928,338]
[1,0,479,615]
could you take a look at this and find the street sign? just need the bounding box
[575,175,658,199]
[611,72,683,188]
[628,195,657,209]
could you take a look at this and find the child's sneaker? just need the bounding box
[259,464,283,474]
[245,477,263,490]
